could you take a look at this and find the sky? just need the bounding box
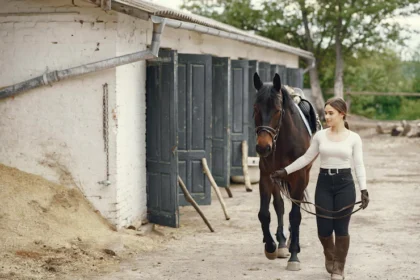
[148,0,420,59]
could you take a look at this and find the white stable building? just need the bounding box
[0,0,314,228]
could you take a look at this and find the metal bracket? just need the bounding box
[98,180,111,186]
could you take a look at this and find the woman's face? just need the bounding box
[324,104,344,127]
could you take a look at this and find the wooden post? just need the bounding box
[177,176,214,233]
[225,187,233,198]
[201,158,230,220]
[242,141,252,192]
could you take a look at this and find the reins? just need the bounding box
[255,90,363,220]
[273,179,363,220]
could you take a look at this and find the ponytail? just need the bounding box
[344,115,350,129]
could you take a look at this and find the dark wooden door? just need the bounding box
[146,50,179,227]
[230,60,249,176]
[177,54,212,205]
[212,57,231,187]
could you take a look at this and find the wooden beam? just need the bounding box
[325,89,420,97]
[202,158,230,220]
[178,176,214,233]
[346,91,420,97]
[242,141,253,192]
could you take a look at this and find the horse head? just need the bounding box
[253,72,286,158]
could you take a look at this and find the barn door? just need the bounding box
[146,50,179,228]
[271,64,287,85]
[287,68,303,88]
[178,54,212,205]
[248,61,258,157]
[212,57,231,187]
[258,62,271,82]
[230,60,249,176]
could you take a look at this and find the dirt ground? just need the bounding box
[1,127,420,280]
[99,128,420,280]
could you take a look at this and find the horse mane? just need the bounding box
[280,86,297,115]
[255,83,296,115]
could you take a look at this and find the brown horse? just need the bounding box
[253,73,314,271]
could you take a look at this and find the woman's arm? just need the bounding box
[284,132,320,175]
[353,134,367,190]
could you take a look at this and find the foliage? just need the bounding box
[181,0,420,119]
[343,48,420,120]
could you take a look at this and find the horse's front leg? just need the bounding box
[288,202,302,270]
[273,188,289,258]
[258,176,277,260]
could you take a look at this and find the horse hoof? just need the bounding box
[287,261,301,271]
[277,247,290,258]
[246,187,253,192]
[331,274,344,280]
[264,249,277,260]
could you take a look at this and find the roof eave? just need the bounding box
[111,0,315,61]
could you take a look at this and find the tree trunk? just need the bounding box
[334,2,344,98]
[334,41,344,98]
[299,0,325,116]
[309,66,326,117]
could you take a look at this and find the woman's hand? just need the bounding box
[361,190,369,209]
[270,169,288,181]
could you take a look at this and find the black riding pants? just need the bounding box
[315,170,356,237]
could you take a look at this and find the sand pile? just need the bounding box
[0,164,164,279]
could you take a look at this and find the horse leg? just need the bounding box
[272,189,289,258]
[258,177,276,260]
[287,202,302,271]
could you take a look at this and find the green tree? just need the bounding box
[342,48,420,120]
[181,0,420,107]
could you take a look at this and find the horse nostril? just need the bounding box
[256,145,272,155]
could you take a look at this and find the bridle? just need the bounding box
[255,108,285,153]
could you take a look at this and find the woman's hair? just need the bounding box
[325,97,349,129]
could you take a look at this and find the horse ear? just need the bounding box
[253,72,263,90]
[273,73,281,92]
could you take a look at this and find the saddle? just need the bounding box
[284,85,321,135]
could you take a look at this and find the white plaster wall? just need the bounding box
[114,14,149,227]
[0,0,301,229]
[0,0,120,225]
[156,27,299,68]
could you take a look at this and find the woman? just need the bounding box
[270,97,369,280]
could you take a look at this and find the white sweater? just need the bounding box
[284,128,367,190]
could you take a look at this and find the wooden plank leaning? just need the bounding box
[242,141,253,192]
[177,176,214,232]
[201,158,230,220]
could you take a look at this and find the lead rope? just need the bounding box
[272,178,363,220]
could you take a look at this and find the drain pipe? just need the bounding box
[302,58,316,74]
[0,17,166,99]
